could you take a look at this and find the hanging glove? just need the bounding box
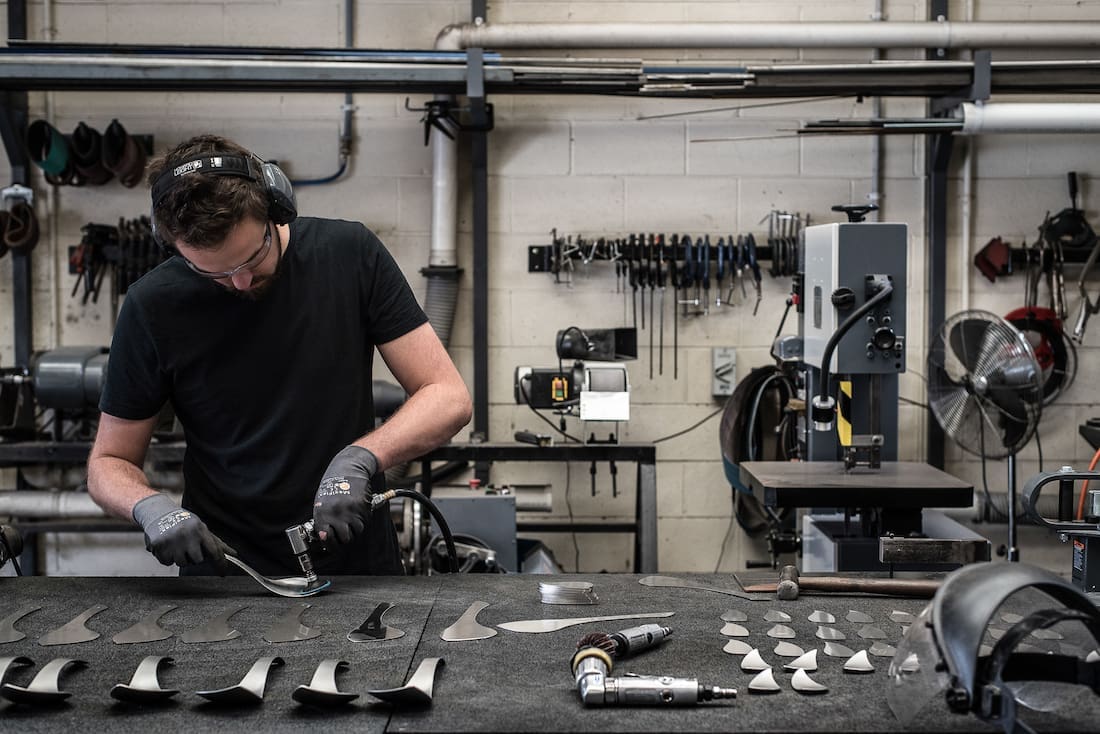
[312,445,379,544]
[132,493,234,573]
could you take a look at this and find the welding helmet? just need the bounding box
[886,562,1100,733]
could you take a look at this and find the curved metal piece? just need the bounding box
[815,625,846,641]
[180,605,246,644]
[637,575,769,602]
[857,625,887,640]
[38,605,107,646]
[773,641,804,657]
[348,602,405,642]
[0,658,87,705]
[720,622,748,637]
[822,641,856,658]
[784,649,818,671]
[440,601,496,642]
[366,657,444,707]
[747,667,780,693]
[740,648,769,672]
[722,639,752,655]
[110,656,178,704]
[808,610,836,624]
[791,668,829,694]
[843,649,875,673]
[889,610,914,624]
[112,604,177,645]
[263,602,322,643]
[0,656,33,685]
[720,609,747,622]
[1022,470,1100,535]
[846,609,874,624]
[763,609,791,623]
[226,555,330,598]
[766,624,796,639]
[0,605,41,644]
[196,656,284,705]
[868,641,897,658]
[292,659,358,707]
[497,612,673,634]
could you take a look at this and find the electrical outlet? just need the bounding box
[712,347,736,397]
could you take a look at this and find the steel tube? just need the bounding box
[435,21,1100,51]
[0,490,179,519]
[960,102,1100,133]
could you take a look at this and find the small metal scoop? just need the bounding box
[196,656,283,705]
[348,602,404,642]
[366,657,444,707]
[110,656,179,704]
[292,659,358,707]
[227,555,330,598]
[0,658,87,705]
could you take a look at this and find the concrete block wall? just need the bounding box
[0,0,1097,575]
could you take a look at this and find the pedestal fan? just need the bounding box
[927,310,1043,561]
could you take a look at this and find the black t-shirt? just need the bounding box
[100,217,429,576]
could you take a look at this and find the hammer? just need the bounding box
[743,565,941,601]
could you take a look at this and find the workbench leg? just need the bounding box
[635,461,657,573]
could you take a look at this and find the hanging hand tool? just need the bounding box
[638,234,647,330]
[736,234,747,301]
[609,460,618,498]
[715,237,726,308]
[693,237,705,313]
[628,235,638,329]
[590,461,598,497]
[647,234,655,377]
[681,235,695,317]
[657,235,666,376]
[747,233,763,316]
[701,235,711,315]
[669,253,680,380]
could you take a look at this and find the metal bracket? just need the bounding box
[931,49,992,115]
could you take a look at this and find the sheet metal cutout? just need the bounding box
[868,641,897,657]
[815,626,846,641]
[497,611,673,634]
[539,581,598,605]
[0,656,33,685]
[348,602,404,642]
[784,649,818,671]
[0,658,86,705]
[722,639,753,655]
[740,649,770,672]
[39,605,107,646]
[767,624,796,639]
[843,649,876,673]
[196,656,283,705]
[889,610,914,625]
[637,575,768,601]
[748,668,781,693]
[720,609,747,622]
[112,604,176,645]
[263,602,322,643]
[110,655,178,704]
[720,622,749,637]
[292,659,359,707]
[366,657,444,707]
[822,641,856,658]
[0,605,41,644]
[807,610,836,624]
[846,609,874,624]
[180,604,246,644]
[773,641,804,658]
[763,610,791,623]
[791,668,828,694]
[440,601,497,642]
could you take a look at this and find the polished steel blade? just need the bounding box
[498,611,673,634]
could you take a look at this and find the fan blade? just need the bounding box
[948,318,992,375]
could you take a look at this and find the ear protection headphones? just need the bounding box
[149,153,297,250]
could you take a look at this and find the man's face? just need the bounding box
[175,218,281,300]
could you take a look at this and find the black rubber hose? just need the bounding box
[389,488,459,573]
[817,283,894,400]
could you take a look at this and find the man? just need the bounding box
[87,134,472,576]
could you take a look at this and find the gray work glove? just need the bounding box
[132,493,234,574]
[312,445,379,544]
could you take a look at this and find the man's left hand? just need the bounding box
[312,445,379,544]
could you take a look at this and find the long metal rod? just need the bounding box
[435,21,1100,51]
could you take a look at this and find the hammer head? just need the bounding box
[776,564,799,601]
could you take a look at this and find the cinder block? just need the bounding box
[688,121,800,178]
[574,122,685,176]
[356,3,458,49]
[625,177,736,232]
[106,4,225,44]
[491,121,571,176]
[801,135,874,178]
[303,177,399,232]
[33,3,108,43]
[510,176,624,233]
[739,178,854,229]
[656,461,685,517]
[658,517,732,572]
[224,2,340,46]
[355,121,433,176]
[682,461,734,518]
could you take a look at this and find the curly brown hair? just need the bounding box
[147,135,270,250]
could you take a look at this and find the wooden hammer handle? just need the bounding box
[797,576,940,598]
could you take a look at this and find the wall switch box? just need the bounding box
[712,347,736,397]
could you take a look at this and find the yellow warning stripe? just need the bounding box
[837,380,853,446]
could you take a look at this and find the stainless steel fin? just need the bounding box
[440,601,496,642]
[112,604,176,645]
[791,668,828,693]
[292,659,358,707]
[180,604,246,644]
[720,609,747,622]
[497,612,673,634]
[196,656,283,704]
[348,602,404,642]
[773,641,804,658]
[263,602,321,643]
[857,625,887,640]
[722,639,752,655]
[0,605,41,644]
[110,655,179,704]
[720,622,749,637]
[766,624,796,639]
[845,609,874,624]
[0,658,86,705]
[39,605,106,646]
[740,648,770,672]
[367,657,444,707]
[747,668,780,693]
[807,610,835,624]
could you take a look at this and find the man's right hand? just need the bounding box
[132,493,234,573]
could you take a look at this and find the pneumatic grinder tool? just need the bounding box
[285,519,322,585]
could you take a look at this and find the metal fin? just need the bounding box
[0,605,41,644]
[845,609,874,624]
[767,624,797,639]
[784,649,818,671]
[348,602,405,642]
[38,605,106,646]
[722,639,752,656]
[857,625,887,640]
[807,610,835,624]
[843,649,875,673]
[815,625,845,641]
[763,609,791,623]
[180,605,246,644]
[822,641,855,658]
[196,656,283,704]
[0,658,87,705]
[110,656,178,704]
[740,648,770,672]
[366,657,445,707]
[440,601,496,642]
[889,610,914,624]
[720,609,747,622]
[112,604,177,645]
[773,641,804,658]
[868,641,896,658]
[747,667,780,693]
[791,668,828,694]
[720,622,749,637]
[263,602,321,643]
[292,659,359,707]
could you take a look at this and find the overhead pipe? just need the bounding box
[435,21,1100,52]
[0,490,175,519]
[958,103,1100,134]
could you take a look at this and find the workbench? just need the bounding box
[0,574,1096,732]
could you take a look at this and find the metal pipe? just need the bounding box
[960,102,1100,134]
[0,490,179,518]
[435,21,1100,51]
[430,114,458,268]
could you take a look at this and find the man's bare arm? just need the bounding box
[86,413,160,520]
[363,322,472,469]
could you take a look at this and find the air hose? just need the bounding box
[811,281,894,430]
[372,488,459,573]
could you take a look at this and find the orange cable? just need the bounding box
[1076,445,1100,520]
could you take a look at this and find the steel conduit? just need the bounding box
[960,103,1100,134]
[435,21,1100,51]
[0,491,177,519]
